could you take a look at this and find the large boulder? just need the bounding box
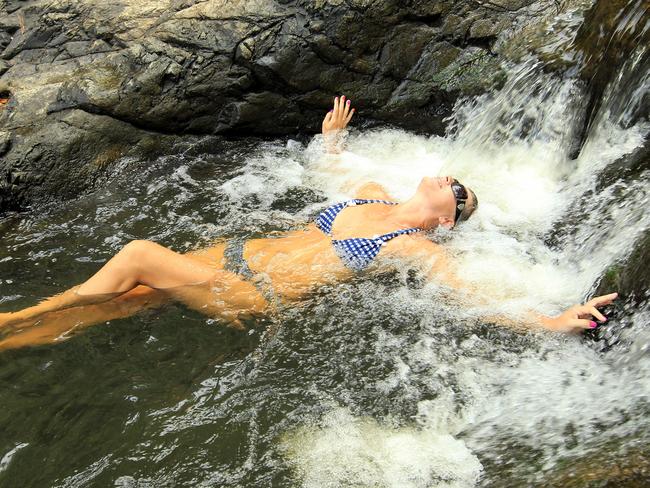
[0,0,561,212]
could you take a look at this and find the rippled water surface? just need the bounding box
[2,7,650,487]
[0,115,647,486]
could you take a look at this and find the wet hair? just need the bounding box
[457,188,478,224]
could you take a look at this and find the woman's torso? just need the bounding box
[242,202,432,300]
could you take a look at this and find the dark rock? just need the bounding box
[572,0,650,156]
[0,130,10,155]
[0,0,561,212]
[545,135,649,270]
[469,18,503,40]
[596,228,650,307]
[380,43,505,133]
[597,138,650,192]
[578,139,650,348]
[379,24,437,80]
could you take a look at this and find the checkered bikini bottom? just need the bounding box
[222,238,278,305]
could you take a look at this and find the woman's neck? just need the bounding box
[388,196,439,230]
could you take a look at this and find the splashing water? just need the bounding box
[1,5,649,488]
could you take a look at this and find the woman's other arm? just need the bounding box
[400,237,618,333]
[536,293,617,332]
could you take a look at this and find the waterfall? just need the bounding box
[0,1,648,487]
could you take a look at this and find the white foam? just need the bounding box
[281,407,482,488]
[220,148,305,208]
[464,337,650,463]
[0,443,29,474]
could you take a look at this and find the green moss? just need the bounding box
[599,265,622,292]
[544,444,650,488]
[74,63,123,91]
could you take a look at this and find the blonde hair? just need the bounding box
[458,188,478,223]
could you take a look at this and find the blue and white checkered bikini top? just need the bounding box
[315,198,422,271]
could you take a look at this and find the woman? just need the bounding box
[0,96,616,349]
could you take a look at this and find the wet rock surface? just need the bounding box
[572,0,650,155]
[0,0,559,212]
[533,0,650,340]
[549,137,650,347]
[546,449,650,488]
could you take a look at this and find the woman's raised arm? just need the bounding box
[321,95,355,154]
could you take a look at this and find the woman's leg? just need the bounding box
[0,285,168,350]
[0,240,220,328]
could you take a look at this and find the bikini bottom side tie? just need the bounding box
[222,238,280,310]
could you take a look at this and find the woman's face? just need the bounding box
[417,175,474,227]
[418,176,457,210]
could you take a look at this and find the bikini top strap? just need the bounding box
[377,227,423,242]
[351,198,397,206]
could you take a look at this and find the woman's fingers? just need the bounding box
[552,292,619,333]
[337,95,346,123]
[574,304,606,322]
[345,107,355,124]
[589,305,607,322]
[587,292,618,307]
[568,318,598,330]
[327,95,355,130]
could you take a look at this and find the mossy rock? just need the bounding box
[596,230,650,305]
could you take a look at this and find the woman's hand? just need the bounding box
[322,95,355,135]
[540,292,618,333]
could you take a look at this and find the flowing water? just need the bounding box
[1,3,649,487]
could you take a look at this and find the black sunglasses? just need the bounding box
[451,179,468,224]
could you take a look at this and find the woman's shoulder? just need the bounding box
[354,182,393,200]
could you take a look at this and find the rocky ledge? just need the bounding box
[0,0,565,212]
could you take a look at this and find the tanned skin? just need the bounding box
[0,96,617,350]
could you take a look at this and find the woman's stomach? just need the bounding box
[244,226,353,300]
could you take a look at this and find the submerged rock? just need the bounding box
[596,227,650,307]
[545,447,650,488]
[0,0,559,212]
